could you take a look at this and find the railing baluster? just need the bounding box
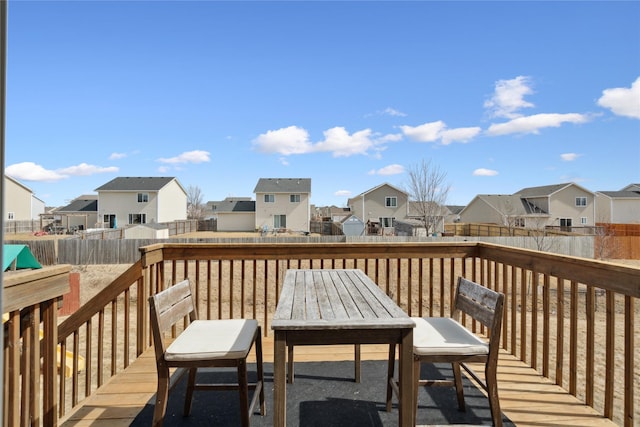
[604,290,615,419]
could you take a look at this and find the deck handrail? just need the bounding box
[4,241,636,426]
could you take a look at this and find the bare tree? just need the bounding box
[405,159,451,235]
[186,185,205,220]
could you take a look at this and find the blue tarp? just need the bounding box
[3,244,42,271]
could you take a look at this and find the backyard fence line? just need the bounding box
[43,235,598,265]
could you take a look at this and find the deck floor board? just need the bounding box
[59,336,617,427]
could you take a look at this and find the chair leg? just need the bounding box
[238,359,250,427]
[386,344,396,411]
[183,367,197,416]
[255,328,266,416]
[152,366,171,427]
[452,362,465,411]
[354,344,361,383]
[413,357,420,423]
[486,362,502,427]
[287,345,294,384]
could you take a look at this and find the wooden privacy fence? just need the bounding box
[11,241,631,427]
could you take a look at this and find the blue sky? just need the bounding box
[5,1,640,208]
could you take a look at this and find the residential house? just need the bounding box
[215,197,256,232]
[595,185,640,224]
[95,177,187,228]
[347,183,409,232]
[460,183,596,230]
[459,194,547,229]
[253,178,311,232]
[312,205,351,222]
[54,195,99,232]
[4,175,45,221]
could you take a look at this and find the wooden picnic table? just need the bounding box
[272,269,415,426]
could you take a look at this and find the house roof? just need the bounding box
[253,178,311,193]
[597,190,640,199]
[216,199,256,213]
[515,182,593,197]
[95,177,176,192]
[350,182,407,200]
[57,199,98,213]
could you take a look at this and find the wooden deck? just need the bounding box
[59,337,617,427]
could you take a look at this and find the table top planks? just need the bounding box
[272,269,415,330]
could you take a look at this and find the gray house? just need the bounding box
[254,178,311,232]
[347,183,409,232]
[215,198,257,232]
[95,177,187,228]
[54,195,99,232]
[460,183,596,230]
[595,184,640,224]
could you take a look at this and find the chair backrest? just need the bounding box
[453,277,505,354]
[148,280,197,358]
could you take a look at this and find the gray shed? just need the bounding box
[341,215,365,236]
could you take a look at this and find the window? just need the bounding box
[575,197,587,207]
[264,194,275,203]
[7,212,14,220]
[138,193,149,203]
[380,217,395,227]
[559,218,572,231]
[385,197,397,208]
[515,218,525,227]
[581,217,588,225]
[128,213,146,224]
[290,194,300,203]
[273,214,286,228]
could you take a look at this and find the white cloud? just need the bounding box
[157,150,211,164]
[369,164,405,176]
[253,125,398,158]
[335,190,351,197]
[109,152,127,160]
[314,127,376,157]
[400,121,445,142]
[57,163,118,176]
[6,162,67,182]
[560,153,581,162]
[484,76,535,119]
[279,157,289,166]
[252,126,313,155]
[597,77,640,119]
[473,168,499,176]
[400,121,481,145]
[6,161,118,182]
[157,166,170,173]
[380,107,407,117]
[440,127,482,145]
[486,113,589,136]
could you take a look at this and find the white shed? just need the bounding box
[124,223,169,239]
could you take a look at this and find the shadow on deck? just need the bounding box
[59,338,617,427]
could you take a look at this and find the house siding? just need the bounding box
[218,212,255,231]
[548,186,595,227]
[255,192,310,232]
[349,184,408,224]
[5,176,34,221]
[156,180,187,223]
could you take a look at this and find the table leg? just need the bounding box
[399,329,414,427]
[273,331,287,426]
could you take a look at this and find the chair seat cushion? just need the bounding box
[412,317,488,356]
[165,319,258,361]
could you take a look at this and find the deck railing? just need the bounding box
[4,241,637,426]
[2,265,71,427]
